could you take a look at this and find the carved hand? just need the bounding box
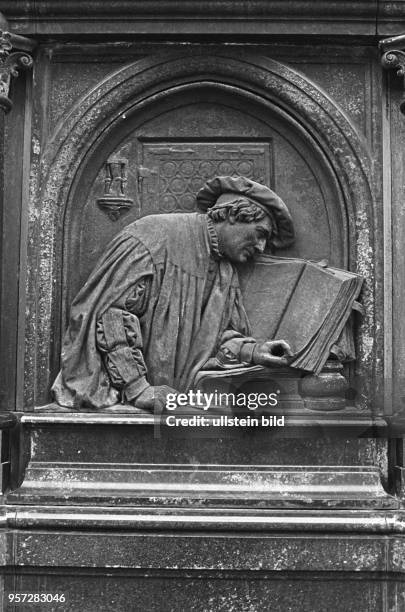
[252,340,294,367]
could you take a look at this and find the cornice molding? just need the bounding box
[0,1,381,37]
[378,2,405,36]
[0,0,379,17]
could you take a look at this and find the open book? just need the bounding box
[238,255,363,374]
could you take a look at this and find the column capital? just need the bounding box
[0,30,34,112]
[380,34,405,114]
[0,11,35,113]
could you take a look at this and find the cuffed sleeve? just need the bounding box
[122,376,150,403]
[214,330,257,368]
[96,306,149,402]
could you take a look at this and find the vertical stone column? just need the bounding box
[0,14,34,491]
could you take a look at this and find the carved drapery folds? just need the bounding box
[0,30,33,112]
[380,34,405,114]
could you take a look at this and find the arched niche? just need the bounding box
[65,84,347,304]
[29,51,377,405]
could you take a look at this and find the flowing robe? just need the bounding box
[52,213,252,409]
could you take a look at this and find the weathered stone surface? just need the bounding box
[17,418,390,467]
[0,2,403,609]
[0,531,402,611]
[6,532,393,571]
[1,521,403,609]
[0,572,390,612]
[379,2,405,35]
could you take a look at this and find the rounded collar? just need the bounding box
[206,216,223,260]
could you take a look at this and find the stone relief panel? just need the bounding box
[27,53,377,409]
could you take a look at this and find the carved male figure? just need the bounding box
[52,176,295,411]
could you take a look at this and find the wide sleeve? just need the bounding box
[52,233,155,409]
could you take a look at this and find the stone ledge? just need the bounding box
[7,464,396,509]
[2,505,405,532]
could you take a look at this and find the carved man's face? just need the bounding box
[218,213,273,263]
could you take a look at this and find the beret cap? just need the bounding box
[196,176,295,249]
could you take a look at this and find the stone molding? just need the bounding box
[9,462,395,508]
[3,506,403,533]
[0,1,379,19]
[0,1,382,37]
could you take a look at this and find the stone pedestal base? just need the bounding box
[0,411,401,610]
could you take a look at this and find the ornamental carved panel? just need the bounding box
[138,140,273,213]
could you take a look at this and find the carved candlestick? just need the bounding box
[96,157,134,221]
